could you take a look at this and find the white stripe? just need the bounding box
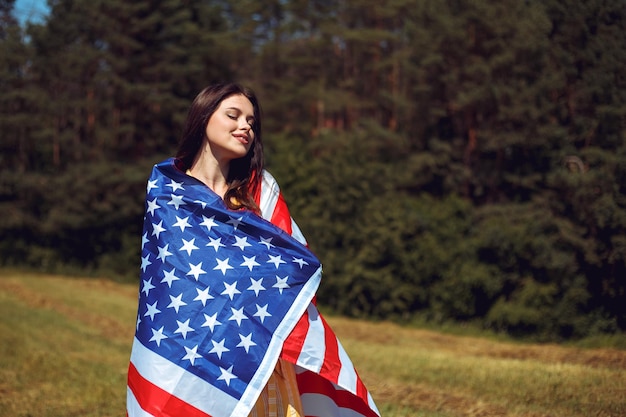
[296,304,325,373]
[300,393,366,417]
[368,391,381,415]
[259,170,280,221]
[129,338,239,416]
[260,170,308,245]
[336,338,358,393]
[127,386,155,417]
[290,218,307,245]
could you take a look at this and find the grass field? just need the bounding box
[1,271,625,417]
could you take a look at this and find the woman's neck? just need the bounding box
[187,151,230,199]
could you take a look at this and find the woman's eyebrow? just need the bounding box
[225,107,254,119]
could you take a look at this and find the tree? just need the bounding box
[0,0,234,274]
[1,0,625,339]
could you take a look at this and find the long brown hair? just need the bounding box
[176,83,264,212]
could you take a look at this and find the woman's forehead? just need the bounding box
[220,94,254,113]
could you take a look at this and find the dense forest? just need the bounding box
[1,0,625,340]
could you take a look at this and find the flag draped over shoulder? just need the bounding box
[127,158,380,417]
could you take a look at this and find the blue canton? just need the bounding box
[135,159,321,400]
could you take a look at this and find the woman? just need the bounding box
[176,83,303,416]
[127,83,378,417]
[176,84,262,212]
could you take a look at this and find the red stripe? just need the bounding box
[355,368,369,405]
[319,319,341,383]
[281,308,310,363]
[256,174,377,416]
[270,191,293,235]
[127,362,211,417]
[296,370,378,417]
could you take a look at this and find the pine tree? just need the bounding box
[1,0,234,273]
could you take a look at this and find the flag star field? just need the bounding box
[135,162,320,402]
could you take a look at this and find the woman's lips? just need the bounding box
[233,133,250,144]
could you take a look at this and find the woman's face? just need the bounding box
[205,94,256,163]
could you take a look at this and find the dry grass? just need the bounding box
[0,271,625,417]
[329,317,626,417]
[0,272,136,417]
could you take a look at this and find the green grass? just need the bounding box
[1,271,625,417]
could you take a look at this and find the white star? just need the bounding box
[146,179,158,193]
[206,236,225,252]
[182,345,202,366]
[201,313,222,332]
[237,333,257,353]
[229,306,248,326]
[292,257,309,268]
[241,255,260,271]
[167,194,186,210]
[141,232,149,249]
[146,198,160,216]
[194,287,214,306]
[149,326,167,347]
[259,237,275,249]
[173,216,192,232]
[247,277,265,296]
[156,244,173,263]
[144,301,161,321]
[194,200,207,209]
[151,220,166,239]
[273,276,290,294]
[221,281,241,300]
[232,236,251,251]
[166,180,185,192]
[253,304,272,324]
[180,238,199,256]
[136,315,141,330]
[141,254,152,272]
[187,262,206,280]
[213,258,233,275]
[217,365,237,386]
[227,216,243,229]
[141,277,155,296]
[267,254,286,269]
[199,215,218,232]
[209,338,230,359]
[174,318,194,339]
[167,293,187,313]
[161,268,180,287]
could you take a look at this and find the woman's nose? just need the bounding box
[239,119,251,131]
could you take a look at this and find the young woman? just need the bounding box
[127,83,378,417]
[176,83,304,416]
[176,84,262,213]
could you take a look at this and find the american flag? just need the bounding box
[127,158,380,417]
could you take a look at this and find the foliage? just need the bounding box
[1,0,625,340]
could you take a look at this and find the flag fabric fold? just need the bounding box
[127,158,380,417]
